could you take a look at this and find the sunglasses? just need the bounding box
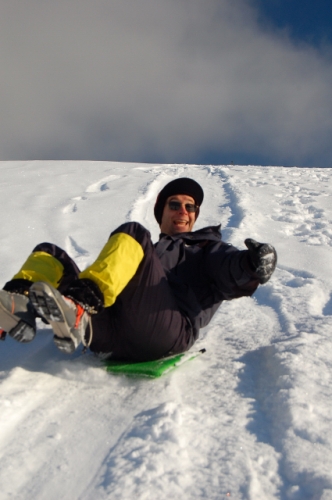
[168,201,198,213]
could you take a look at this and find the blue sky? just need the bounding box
[1,0,332,167]
[255,0,332,47]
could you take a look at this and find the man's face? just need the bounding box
[160,194,197,235]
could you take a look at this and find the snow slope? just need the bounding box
[1,161,332,500]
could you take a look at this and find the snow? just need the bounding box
[1,161,332,499]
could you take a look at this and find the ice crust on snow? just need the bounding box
[1,161,332,499]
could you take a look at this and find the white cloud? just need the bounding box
[1,0,332,166]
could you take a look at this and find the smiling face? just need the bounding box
[160,194,197,236]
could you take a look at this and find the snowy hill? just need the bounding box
[1,161,332,500]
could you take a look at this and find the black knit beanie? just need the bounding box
[154,177,204,225]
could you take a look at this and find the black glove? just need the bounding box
[245,238,277,284]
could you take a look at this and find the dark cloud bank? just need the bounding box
[1,0,332,166]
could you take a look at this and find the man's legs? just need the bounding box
[1,223,195,360]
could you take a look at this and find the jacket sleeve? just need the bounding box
[204,242,260,300]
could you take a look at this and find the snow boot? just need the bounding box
[29,281,90,354]
[0,290,36,342]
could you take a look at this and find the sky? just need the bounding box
[1,0,332,167]
[255,0,332,47]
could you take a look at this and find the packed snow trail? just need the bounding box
[1,161,332,499]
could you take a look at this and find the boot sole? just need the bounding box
[29,283,78,352]
[9,320,36,343]
[0,293,36,342]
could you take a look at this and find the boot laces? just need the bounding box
[66,299,93,349]
[74,303,85,329]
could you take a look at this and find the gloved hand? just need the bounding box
[245,238,277,284]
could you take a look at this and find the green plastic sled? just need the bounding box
[104,349,206,378]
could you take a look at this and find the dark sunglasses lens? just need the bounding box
[168,201,181,211]
[185,204,197,212]
[168,201,197,212]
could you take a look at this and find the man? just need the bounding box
[0,177,277,361]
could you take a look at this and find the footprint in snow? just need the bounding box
[85,175,120,194]
[62,196,87,214]
[66,236,89,259]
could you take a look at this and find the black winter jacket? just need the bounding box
[155,225,260,340]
